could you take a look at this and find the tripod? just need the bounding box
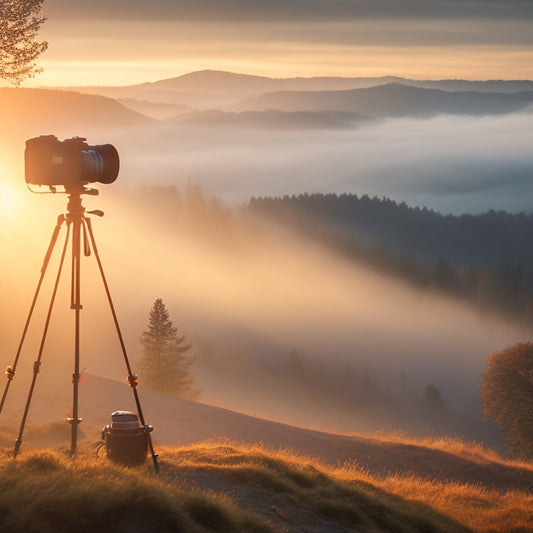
[0,187,159,472]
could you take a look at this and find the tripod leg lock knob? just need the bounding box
[5,366,15,380]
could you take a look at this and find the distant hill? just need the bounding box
[142,70,533,94]
[67,71,404,108]
[67,70,533,109]
[234,83,533,116]
[0,88,153,140]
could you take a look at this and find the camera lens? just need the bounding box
[84,144,120,184]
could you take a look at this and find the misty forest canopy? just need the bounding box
[247,192,533,322]
[125,185,533,324]
[0,0,47,85]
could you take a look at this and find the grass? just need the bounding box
[0,448,269,533]
[0,438,531,532]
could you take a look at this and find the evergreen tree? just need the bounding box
[138,298,199,398]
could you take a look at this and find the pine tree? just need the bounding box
[138,298,199,398]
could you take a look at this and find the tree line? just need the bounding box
[247,193,533,323]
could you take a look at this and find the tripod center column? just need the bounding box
[66,192,85,456]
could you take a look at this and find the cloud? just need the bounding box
[104,111,533,215]
[34,0,533,86]
[44,0,533,23]
[42,1,533,49]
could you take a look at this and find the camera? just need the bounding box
[25,135,120,190]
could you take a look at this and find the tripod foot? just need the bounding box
[151,453,160,473]
[13,438,22,459]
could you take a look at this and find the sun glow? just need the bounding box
[0,183,16,218]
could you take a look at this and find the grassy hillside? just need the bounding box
[0,440,531,532]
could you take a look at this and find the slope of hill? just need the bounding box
[0,372,531,532]
[247,193,533,268]
[0,445,478,533]
[247,193,533,320]
[234,83,533,116]
[0,88,153,139]
[2,373,531,493]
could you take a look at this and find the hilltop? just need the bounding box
[0,88,153,140]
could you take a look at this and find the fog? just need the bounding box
[0,184,528,444]
[112,111,533,214]
[1,106,532,446]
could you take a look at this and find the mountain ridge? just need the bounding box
[62,70,533,109]
[233,82,533,116]
[70,69,533,93]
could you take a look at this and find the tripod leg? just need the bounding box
[84,217,159,472]
[0,215,66,418]
[13,222,71,458]
[70,212,83,457]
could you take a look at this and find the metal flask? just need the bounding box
[103,411,152,466]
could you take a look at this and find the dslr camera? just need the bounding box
[25,135,120,190]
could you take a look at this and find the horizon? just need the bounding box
[16,68,533,91]
[11,0,533,87]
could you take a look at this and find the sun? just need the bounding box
[0,184,16,218]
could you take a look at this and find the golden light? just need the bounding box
[0,183,16,218]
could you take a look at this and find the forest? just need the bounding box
[247,193,533,323]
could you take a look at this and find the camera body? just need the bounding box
[25,135,120,190]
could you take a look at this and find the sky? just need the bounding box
[25,0,533,87]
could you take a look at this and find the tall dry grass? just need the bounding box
[160,440,533,532]
[0,436,530,532]
[0,447,270,532]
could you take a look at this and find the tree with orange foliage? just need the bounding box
[0,0,47,85]
[480,342,533,458]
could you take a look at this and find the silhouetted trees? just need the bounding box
[480,342,533,458]
[247,193,533,321]
[138,298,199,398]
[0,0,48,84]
